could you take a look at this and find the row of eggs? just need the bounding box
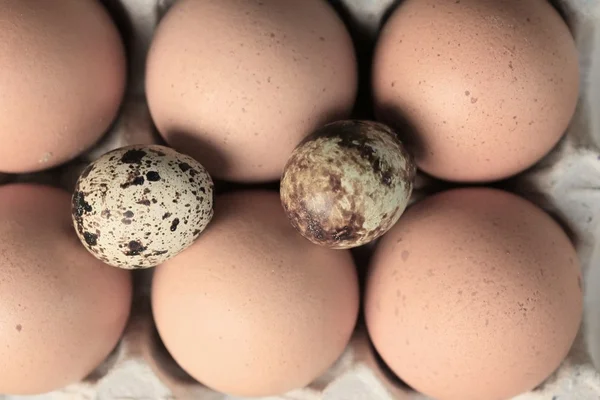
[0,0,579,184]
[0,180,582,400]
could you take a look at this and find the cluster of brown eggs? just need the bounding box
[0,0,584,399]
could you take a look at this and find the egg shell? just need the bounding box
[372,0,580,182]
[365,188,583,400]
[0,0,126,173]
[72,145,214,269]
[281,120,415,249]
[152,191,359,397]
[0,184,132,395]
[146,0,358,183]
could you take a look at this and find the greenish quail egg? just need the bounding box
[72,145,214,269]
[280,120,415,249]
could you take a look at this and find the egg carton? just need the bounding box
[2,0,600,399]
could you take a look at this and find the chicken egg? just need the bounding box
[146,0,358,182]
[365,188,583,400]
[0,184,132,395]
[152,191,359,397]
[373,0,580,182]
[0,0,126,173]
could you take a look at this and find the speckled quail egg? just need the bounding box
[280,120,415,249]
[72,145,214,269]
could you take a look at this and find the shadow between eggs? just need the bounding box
[167,130,232,183]
[149,325,199,386]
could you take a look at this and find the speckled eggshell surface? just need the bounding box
[372,0,580,182]
[72,145,214,269]
[365,188,583,400]
[281,120,415,249]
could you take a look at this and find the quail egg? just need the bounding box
[280,120,415,249]
[72,145,214,269]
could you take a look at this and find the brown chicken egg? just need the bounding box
[146,0,358,183]
[281,120,415,249]
[0,184,132,395]
[365,188,582,400]
[373,0,580,182]
[152,191,359,397]
[0,0,126,173]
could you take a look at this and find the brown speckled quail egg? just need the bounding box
[280,120,415,249]
[72,145,214,269]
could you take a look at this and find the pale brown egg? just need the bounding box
[0,184,132,395]
[152,191,359,397]
[373,0,580,182]
[146,0,357,183]
[0,0,126,173]
[365,188,582,400]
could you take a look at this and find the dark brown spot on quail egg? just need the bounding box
[280,120,415,249]
[146,171,161,181]
[83,232,98,247]
[120,149,147,164]
[71,144,214,269]
[125,240,147,256]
